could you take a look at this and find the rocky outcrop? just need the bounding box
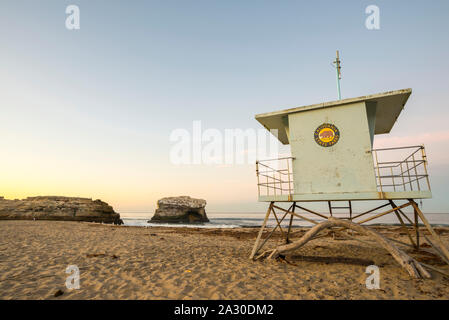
[150,196,209,223]
[0,196,123,225]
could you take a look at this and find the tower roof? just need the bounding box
[255,88,412,144]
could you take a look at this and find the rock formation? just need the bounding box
[150,196,209,223]
[0,196,123,225]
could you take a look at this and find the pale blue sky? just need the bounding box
[1,1,449,214]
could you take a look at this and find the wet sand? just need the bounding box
[0,220,448,299]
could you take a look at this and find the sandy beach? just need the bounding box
[0,220,448,300]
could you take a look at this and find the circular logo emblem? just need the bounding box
[314,123,340,147]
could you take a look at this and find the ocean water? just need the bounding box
[121,212,449,229]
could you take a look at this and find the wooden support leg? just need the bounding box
[348,201,353,235]
[410,199,449,263]
[254,207,291,258]
[271,207,285,237]
[347,201,352,220]
[285,202,296,244]
[250,202,273,260]
[389,200,417,249]
[328,201,335,239]
[391,204,422,249]
[357,201,412,224]
[414,206,420,249]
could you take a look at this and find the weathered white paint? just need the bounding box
[289,101,377,194]
[255,89,432,202]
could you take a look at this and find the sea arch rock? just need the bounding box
[150,196,209,223]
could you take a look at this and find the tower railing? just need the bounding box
[256,157,294,197]
[256,146,430,197]
[372,145,431,193]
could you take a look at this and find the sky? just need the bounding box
[1,0,449,215]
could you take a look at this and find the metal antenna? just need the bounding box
[333,50,342,100]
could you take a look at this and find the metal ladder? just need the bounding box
[328,200,353,221]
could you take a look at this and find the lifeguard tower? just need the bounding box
[250,89,449,274]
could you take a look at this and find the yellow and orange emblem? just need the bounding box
[314,123,340,147]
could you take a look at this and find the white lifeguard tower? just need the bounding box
[250,89,449,270]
